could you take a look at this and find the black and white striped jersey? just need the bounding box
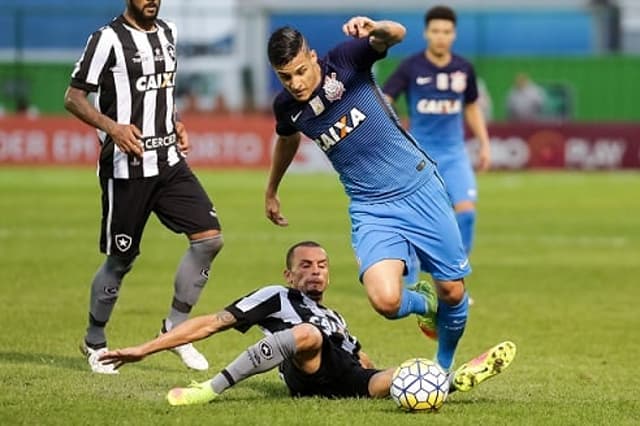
[225,285,362,359]
[70,15,182,179]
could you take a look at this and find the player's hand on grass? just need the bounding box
[342,16,376,39]
[265,194,288,226]
[98,347,146,369]
[109,123,144,157]
[176,121,190,155]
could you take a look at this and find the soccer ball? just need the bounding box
[390,358,449,412]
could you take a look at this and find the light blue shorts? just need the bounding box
[349,172,471,282]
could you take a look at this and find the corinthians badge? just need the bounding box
[450,71,467,93]
[323,72,345,102]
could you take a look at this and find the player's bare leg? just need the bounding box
[363,260,438,349]
[367,368,396,398]
[362,259,405,317]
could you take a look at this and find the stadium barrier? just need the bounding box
[1,115,639,170]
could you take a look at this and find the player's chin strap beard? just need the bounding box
[123,14,156,32]
[306,290,323,302]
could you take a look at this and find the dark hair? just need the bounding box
[286,241,323,269]
[424,5,457,27]
[268,26,306,67]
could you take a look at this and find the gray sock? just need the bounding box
[167,235,223,327]
[210,329,297,394]
[85,256,135,346]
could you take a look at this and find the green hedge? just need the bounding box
[1,57,639,120]
[0,62,74,114]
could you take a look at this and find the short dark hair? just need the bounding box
[425,5,457,27]
[268,26,306,67]
[285,241,323,269]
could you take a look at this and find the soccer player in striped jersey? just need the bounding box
[64,0,223,374]
[383,6,491,272]
[98,241,516,405]
[264,17,469,373]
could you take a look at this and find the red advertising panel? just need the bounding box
[469,123,640,170]
[0,116,100,165]
[0,115,276,168]
[1,115,639,170]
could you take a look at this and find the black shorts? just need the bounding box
[279,335,379,398]
[99,162,221,257]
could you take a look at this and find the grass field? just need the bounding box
[1,168,639,425]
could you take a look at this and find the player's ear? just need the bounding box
[283,268,293,284]
[309,49,318,62]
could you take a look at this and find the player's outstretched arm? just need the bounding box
[99,310,237,368]
[342,16,406,52]
[265,133,301,226]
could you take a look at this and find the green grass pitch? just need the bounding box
[1,168,639,425]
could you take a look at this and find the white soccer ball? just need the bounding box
[390,358,450,412]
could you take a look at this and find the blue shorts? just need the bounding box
[435,152,477,206]
[349,172,471,282]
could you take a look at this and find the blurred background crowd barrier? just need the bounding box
[1,0,638,170]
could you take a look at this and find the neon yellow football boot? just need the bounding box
[167,380,218,406]
[452,341,517,392]
[411,280,438,340]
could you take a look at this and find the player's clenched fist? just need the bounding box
[342,16,377,39]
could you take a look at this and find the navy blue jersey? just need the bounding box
[273,38,436,203]
[383,53,478,157]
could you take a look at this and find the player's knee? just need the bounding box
[369,293,402,318]
[105,255,136,277]
[362,264,405,317]
[191,233,224,259]
[436,280,465,305]
[99,256,135,303]
[292,324,323,352]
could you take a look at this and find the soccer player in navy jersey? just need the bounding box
[383,6,491,265]
[264,16,470,373]
[98,241,516,405]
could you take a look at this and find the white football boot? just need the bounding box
[160,321,209,371]
[80,344,119,375]
[170,343,209,371]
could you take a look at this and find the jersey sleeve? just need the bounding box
[157,19,178,47]
[272,93,298,136]
[224,286,284,333]
[168,21,178,45]
[327,38,387,72]
[382,58,411,99]
[70,28,115,93]
[464,63,479,104]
